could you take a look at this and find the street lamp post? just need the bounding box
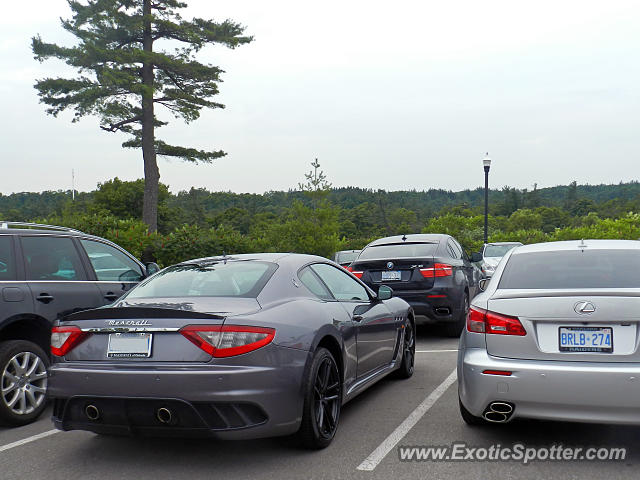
[483,153,491,244]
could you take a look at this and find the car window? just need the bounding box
[499,250,640,289]
[484,244,520,257]
[21,236,86,281]
[0,236,16,281]
[447,241,460,259]
[335,251,359,264]
[451,239,464,259]
[310,263,369,301]
[127,261,276,298]
[358,242,438,260]
[80,239,143,282]
[299,267,334,300]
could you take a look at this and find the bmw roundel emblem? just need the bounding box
[387,262,394,270]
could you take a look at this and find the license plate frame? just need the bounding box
[381,270,402,281]
[107,332,153,358]
[558,326,613,353]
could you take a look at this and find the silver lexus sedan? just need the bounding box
[458,239,640,425]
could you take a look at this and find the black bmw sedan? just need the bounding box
[348,234,481,336]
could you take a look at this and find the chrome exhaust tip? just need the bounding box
[489,402,513,414]
[156,407,173,425]
[484,411,508,423]
[85,404,100,421]
[483,401,514,423]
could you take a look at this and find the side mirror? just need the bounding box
[471,252,483,263]
[378,285,393,301]
[145,262,160,277]
[478,278,489,292]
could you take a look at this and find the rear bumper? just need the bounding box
[393,289,460,323]
[48,345,310,439]
[459,348,640,425]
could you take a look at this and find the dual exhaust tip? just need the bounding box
[84,404,175,425]
[483,402,514,423]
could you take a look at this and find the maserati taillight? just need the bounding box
[467,307,526,336]
[179,325,276,357]
[51,326,90,356]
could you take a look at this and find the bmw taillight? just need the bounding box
[180,325,276,357]
[420,263,453,278]
[466,307,526,336]
[51,326,90,356]
[346,266,363,279]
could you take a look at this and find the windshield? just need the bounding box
[335,251,359,264]
[484,244,521,258]
[127,261,277,298]
[358,242,438,260]
[499,250,640,289]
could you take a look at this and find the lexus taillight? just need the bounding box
[180,325,276,357]
[51,326,90,356]
[346,266,363,279]
[420,263,453,278]
[466,307,526,336]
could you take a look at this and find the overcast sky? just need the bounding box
[1,0,639,195]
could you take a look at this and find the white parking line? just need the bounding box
[0,429,59,454]
[356,368,457,472]
[416,349,458,353]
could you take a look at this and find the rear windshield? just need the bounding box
[358,242,438,260]
[127,261,277,298]
[484,244,520,258]
[499,250,640,289]
[335,251,359,264]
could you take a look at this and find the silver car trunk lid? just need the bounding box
[486,289,640,362]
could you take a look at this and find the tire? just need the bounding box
[393,318,415,379]
[0,340,49,427]
[297,347,342,449]
[442,294,469,337]
[459,397,485,426]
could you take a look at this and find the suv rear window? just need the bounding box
[127,261,277,298]
[499,250,640,289]
[358,242,438,260]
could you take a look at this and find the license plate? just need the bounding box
[107,332,153,358]
[381,270,401,281]
[558,327,613,353]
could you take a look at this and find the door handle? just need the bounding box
[104,292,120,301]
[352,315,364,322]
[36,294,54,303]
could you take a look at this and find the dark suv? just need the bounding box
[0,222,158,426]
[348,234,481,336]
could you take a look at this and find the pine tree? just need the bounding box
[32,0,252,231]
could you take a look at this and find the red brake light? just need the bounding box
[180,325,276,357]
[346,266,363,279]
[420,263,453,278]
[466,307,526,336]
[51,326,90,356]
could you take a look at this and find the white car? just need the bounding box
[480,242,523,277]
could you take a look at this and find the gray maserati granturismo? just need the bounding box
[49,253,415,448]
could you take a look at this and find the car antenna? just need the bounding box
[222,251,228,264]
[402,234,407,242]
[578,239,588,251]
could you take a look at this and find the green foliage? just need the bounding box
[251,201,347,259]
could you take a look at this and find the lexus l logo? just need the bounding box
[574,301,596,315]
[386,262,394,270]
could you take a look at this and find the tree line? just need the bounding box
[2,177,640,265]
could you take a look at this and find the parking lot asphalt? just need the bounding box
[1,326,637,480]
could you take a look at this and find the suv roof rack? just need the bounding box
[0,221,84,234]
